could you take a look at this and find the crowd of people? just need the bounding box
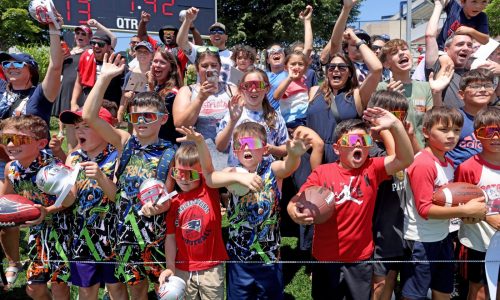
[0,0,498,299]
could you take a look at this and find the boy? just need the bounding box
[402,106,487,300]
[59,108,127,300]
[82,53,176,298]
[447,68,496,165]
[288,107,414,300]
[455,106,500,300]
[0,115,74,299]
[436,0,489,50]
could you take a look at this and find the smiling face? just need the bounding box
[445,35,473,68]
[235,51,253,72]
[74,121,108,158]
[461,0,488,18]
[459,80,496,108]
[327,56,351,90]
[209,28,228,49]
[3,60,32,88]
[162,30,177,46]
[286,54,307,78]
[91,39,112,62]
[152,52,171,83]
[266,45,285,71]
[1,129,45,163]
[333,129,372,170]
[74,29,90,48]
[136,47,153,65]
[240,72,269,110]
[384,45,413,73]
[173,161,202,192]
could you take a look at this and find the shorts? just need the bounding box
[176,264,224,299]
[311,260,373,300]
[226,262,283,300]
[114,243,165,285]
[401,235,455,299]
[70,262,120,287]
[373,256,403,277]
[459,245,487,284]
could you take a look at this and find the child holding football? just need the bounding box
[455,106,500,300]
[288,107,414,300]
[401,106,487,300]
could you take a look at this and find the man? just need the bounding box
[343,28,373,83]
[372,34,392,81]
[120,35,141,69]
[177,7,234,83]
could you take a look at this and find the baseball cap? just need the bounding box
[209,22,226,32]
[91,34,111,45]
[59,108,113,125]
[354,29,371,45]
[135,41,153,53]
[0,52,38,70]
[75,25,92,36]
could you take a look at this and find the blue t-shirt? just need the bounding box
[446,108,482,166]
[437,0,489,50]
[266,70,288,111]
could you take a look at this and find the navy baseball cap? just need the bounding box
[135,41,153,53]
[354,29,372,45]
[0,52,39,70]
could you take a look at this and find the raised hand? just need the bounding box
[176,126,204,143]
[100,53,126,80]
[228,94,244,122]
[299,5,313,21]
[87,19,99,27]
[387,79,405,94]
[287,130,312,157]
[343,28,361,44]
[429,64,454,93]
[363,107,399,131]
[343,0,357,9]
[141,11,151,23]
[185,7,199,23]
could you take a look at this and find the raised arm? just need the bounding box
[455,26,489,45]
[300,5,313,58]
[82,53,130,152]
[190,26,203,46]
[88,19,117,49]
[42,20,64,102]
[324,0,356,58]
[272,130,312,179]
[215,95,244,152]
[425,0,445,69]
[137,11,151,41]
[176,7,199,54]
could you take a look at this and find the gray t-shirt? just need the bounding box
[426,60,466,109]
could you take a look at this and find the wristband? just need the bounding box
[355,40,366,50]
[49,30,61,36]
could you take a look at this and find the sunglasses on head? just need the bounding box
[327,63,349,72]
[239,81,269,92]
[125,112,165,125]
[233,137,265,151]
[337,134,373,147]
[267,48,284,56]
[210,29,225,35]
[171,167,201,182]
[1,61,27,69]
[475,126,500,139]
[90,40,107,48]
[0,133,35,146]
[196,46,219,55]
[391,110,407,122]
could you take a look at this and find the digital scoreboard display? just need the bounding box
[53,0,216,35]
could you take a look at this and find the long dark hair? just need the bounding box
[317,52,359,105]
[154,49,182,98]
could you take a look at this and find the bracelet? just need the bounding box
[49,30,61,36]
[355,40,366,50]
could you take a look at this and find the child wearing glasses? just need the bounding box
[401,106,487,300]
[288,107,414,300]
[446,69,496,166]
[0,115,75,298]
[82,53,176,298]
[454,106,500,300]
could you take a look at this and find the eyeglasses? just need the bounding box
[475,126,500,139]
[196,46,219,54]
[125,112,165,124]
[326,63,349,73]
[371,45,382,51]
[90,40,107,48]
[267,48,284,56]
[0,133,35,146]
[163,30,176,36]
[233,137,265,151]
[391,110,407,122]
[337,134,373,147]
[467,83,495,90]
[209,29,225,35]
[1,61,27,69]
[239,81,269,92]
[171,167,201,182]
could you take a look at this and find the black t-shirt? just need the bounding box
[425,60,466,108]
[81,61,126,107]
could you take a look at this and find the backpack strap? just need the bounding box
[115,137,134,180]
[156,144,177,182]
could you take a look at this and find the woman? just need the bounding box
[173,47,237,170]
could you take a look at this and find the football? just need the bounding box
[158,275,186,300]
[0,194,41,227]
[227,167,250,196]
[292,186,336,224]
[432,182,486,207]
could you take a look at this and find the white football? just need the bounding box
[158,276,186,300]
[227,167,250,196]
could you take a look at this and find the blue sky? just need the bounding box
[358,0,401,21]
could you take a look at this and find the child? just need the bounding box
[446,68,496,166]
[436,0,490,50]
[59,108,127,300]
[81,53,176,298]
[221,121,310,300]
[455,106,500,300]
[216,69,289,166]
[288,107,415,300]
[401,106,487,300]
[0,115,74,299]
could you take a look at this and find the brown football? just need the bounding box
[432,182,485,207]
[292,186,336,224]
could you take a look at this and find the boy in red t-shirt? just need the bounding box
[288,108,414,300]
[401,106,487,300]
[455,106,500,300]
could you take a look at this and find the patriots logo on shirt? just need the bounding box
[181,219,201,232]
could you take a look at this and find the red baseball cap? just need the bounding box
[75,25,92,37]
[59,108,113,125]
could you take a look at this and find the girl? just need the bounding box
[230,44,256,72]
[216,69,288,166]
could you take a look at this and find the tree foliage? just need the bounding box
[484,0,499,37]
[218,0,362,49]
[0,0,48,50]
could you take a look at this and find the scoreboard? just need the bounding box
[53,0,216,35]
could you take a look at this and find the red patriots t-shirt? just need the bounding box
[299,157,389,261]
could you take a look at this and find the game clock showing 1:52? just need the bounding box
[53,0,216,35]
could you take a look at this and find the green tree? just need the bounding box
[218,0,362,49]
[0,0,48,50]
[485,0,499,37]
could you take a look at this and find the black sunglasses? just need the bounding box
[326,63,349,72]
[90,40,107,48]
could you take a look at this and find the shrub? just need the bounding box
[16,44,50,82]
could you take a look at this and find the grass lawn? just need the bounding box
[1,118,313,299]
